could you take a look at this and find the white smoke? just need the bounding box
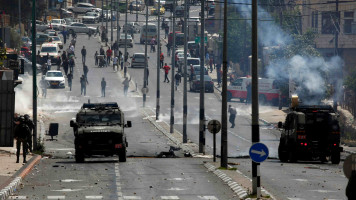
[232,0,344,104]
[15,73,34,115]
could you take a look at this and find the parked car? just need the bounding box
[49,19,67,31]
[44,29,57,36]
[66,22,96,34]
[177,52,191,66]
[187,65,208,78]
[50,36,63,49]
[150,6,165,15]
[68,3,95,14]
[39,43,61,64]
[45,70,66,88]
[119,34,133,48]
[189,75,214,93]
[130,1,145,11]
[60,8,74,18]
[131,53,147,68]
[36,20,50,32]
[82,12,100,24]
[175,6,184,17]
[122,22,140,34]
[36,33,50,45]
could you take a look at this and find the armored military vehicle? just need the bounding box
[70,102,132,163]
[278,96,342,164]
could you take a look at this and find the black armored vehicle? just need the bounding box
[70,102,132,163]
[278,97,342,164]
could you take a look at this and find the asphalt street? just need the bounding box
[8,5,350,200]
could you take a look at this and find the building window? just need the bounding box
[321,11,339,34]
[344,11,354,34]
[311,11,318,31]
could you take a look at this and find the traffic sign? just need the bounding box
[207,120,221,134]
[343,154,356,179]
[195,36,207,44]
[249,143,269,163]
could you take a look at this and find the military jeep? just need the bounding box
[70,102,132,163]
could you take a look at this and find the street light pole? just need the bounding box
[111,0,113,45]
[102,0,104,27]
[106,0,108,34]
[31,0,37,150]
[199,0,205,154]
[183,0,188,143]
[220,0,228,168]
[136,0,138,22]
[143,0,148,107]
[251,0,260,197]
[124,0,128,77]
[116,0,119,42]
[18,0,21,36]
[156,0,161,120]
[170,0,176,134]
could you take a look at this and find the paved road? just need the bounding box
[10,5,350,200]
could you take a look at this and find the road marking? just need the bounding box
[308,190,337,193]
[166,187,186,191]
[123,196,142,199]
[293,179,308,182]
[55,179,83,182]
[287,198,305,200]
[8,196,27,199]
[48,196,66,199]
[198,196,219,200]
[85,196,103,199]
[51,188,83,192]
[161,196,180,200]
[115,163,123,198]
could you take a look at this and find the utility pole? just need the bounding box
[143,0,148,107]
[31,0,37,150]
[199,0,205,154]
[251,0,260,197]
[156,0,161,120]
[106,0,108,35]
[334,0,339,56]
[102,0,104,27]
[136,0,138,22]
[111,0,113,45]
[170,0,176,134]
[18,0,21,36]
[116,0,119,42]
[220,0,228,168]
[182,0,188,143]
[124,0,129,77]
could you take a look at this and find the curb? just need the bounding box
[0,155,42,200]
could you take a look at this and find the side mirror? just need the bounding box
[70,120,76,127]
[126,121,132,128]
[277,121,283,128]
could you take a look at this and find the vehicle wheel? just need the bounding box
[119,147,127,162]
[227,92,232,102]
[75,149,85,163]
[331,151,340,164]
[288,150,297,163]
[278,143,288,162]
[259,94,267,105]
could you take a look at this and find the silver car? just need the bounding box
[131,53,147,68]
[119,34,133,48]
[66,22,96,34]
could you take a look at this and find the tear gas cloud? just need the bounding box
[15,73,33,115]
[232,0,344,104]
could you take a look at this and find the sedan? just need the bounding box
[177,52,191,66]
[82,12,100,24]
[44,29,57,36]
[150,6,165,15]
[119,34,133,48]
[66,22,96,34]
[189,75,214,93]
[45,70,66,88]
[131,53,147,68]
[50,36,63,49]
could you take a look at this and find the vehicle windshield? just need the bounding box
[51,20,60,24]
[52,37,60,41]
[120,34,132,39]
[41,47,57,53]
[134,54,145,58]
[77,114,121,124]
[195,75,212,81]
[187,59,199,65]
[46,72,63,77]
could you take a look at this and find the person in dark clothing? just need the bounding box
[14,116,31,163]
[94,51,99,66]
[100,46,105,56]
[246,82,252,104]
[80,75,89,96]
[69,57,75,74]
[67,72,73,91]
[146,68,149,85]
[83,65,89,79]
[228,105,237,128]
[63,58,69,75]
[23,114,34,153]
[81,46,87,64]
[175,72,182,90]
[165,25,169,39]
[61,51,67,62]
[101,77,106,97]
[346,170,356,199]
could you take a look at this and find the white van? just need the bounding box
[140,23,157,44]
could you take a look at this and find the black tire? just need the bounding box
[288,150,297,163]
[331,151,340,164]
[227,92,232,102]
[278,144,288,162]
[75,149,85,163]
[119,147,127,162]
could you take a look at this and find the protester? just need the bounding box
[101,77,106,97]
[163,63,170,83]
